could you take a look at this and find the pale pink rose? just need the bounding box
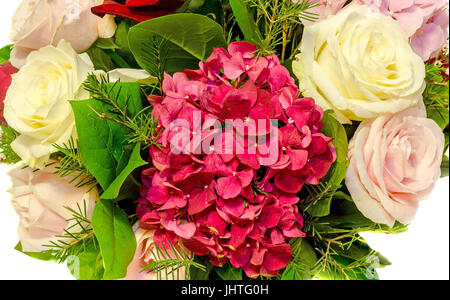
[298,0,348,25]
[359,0,449,61]
[9,0,116,68]
[8,164,98,252]
[123,223,190,280]
[345,100,445,227]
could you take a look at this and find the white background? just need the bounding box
[0,0,448,280]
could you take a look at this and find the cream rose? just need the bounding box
[4,40,94,169]
[345,100,445,227]
[292,4,426,124]
[9,0,116,68]
[123,224,189,280]
[8,163,98,252]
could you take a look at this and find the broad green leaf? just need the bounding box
[282,238,318,280]
[71,82,143,191]
[86,46,116,72]
[114,19,139,68]
[71,99,127,189]
[14,242,53,261]
[67,239,104,280]
[321,110,349,186]
[215,263,242,280]
[190,255,214,280]
[441,155,449,178]
[178,0,225,25]
[101,144,146,199]
[128,14,227,78]
[91,200,136,280]
[427,105,449,130]
[229,0,263,47]
[95,38,119,50]
[330,238,391,268]
[0,44,13,63]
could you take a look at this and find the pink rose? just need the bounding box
[359,0,449,61]
[9,0,115,68]
[8,164,98,252]
[123,223,189,280]
[345,101,445,227]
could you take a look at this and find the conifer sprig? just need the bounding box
[82,74,162,149]
[141,241,206,280]
[43,200,95,263]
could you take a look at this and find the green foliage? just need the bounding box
[302,183,341,218]
[72,76,152,194]
[424,55,449,158]
[441,155,449,178]
[178,0,225,25]
[101,143,146,200]
[86,20,140,72]
[67,238,104,280]
[0,126,21,164]
[229,0,264,47]
[0,44,12,63]
[128,14,227,83]
[91,199,137,280]
[51,137,96,190]
[42,199,95,263]
[141,241,206,280]
[215,263,243,280]
[245,0,318,60]
[321,110,350,187]
[281,238,318,280]
[14,242,54,261]
[190,255,215,280]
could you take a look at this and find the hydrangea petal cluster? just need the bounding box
[137,42,336,278]
[359,0,449,61]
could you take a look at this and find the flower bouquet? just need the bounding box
[0,0,448,281]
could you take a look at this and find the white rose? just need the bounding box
[9,0,116,68]
[292,4,426,124]
[8,163,98,252]
[4,40,94,168]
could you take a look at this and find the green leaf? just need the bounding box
[330,238,391,268]
[91,200,136,280]
[229,0,264,47]
[321,110,349,186]
[0,44,13,63]
[215,263,242,280]
[71,82,143,191]
[441,155,449,178]
[128,13,227,78]
[101,144,146,199]
[67,239,104,280]
[427,105,449,130]
[282,238,318,280]
[178,0,225,25]
[71,99,127,190]
[190,255,214,280]
[86,46,116,72]
[95,38,120,50]
[14,242,54,261]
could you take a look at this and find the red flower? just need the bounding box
[0,62,18,126]
[92,0,185,23]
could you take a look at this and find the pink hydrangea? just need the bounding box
[359,0,449,61]
[137,42,336,278]
[298,0,348,25]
